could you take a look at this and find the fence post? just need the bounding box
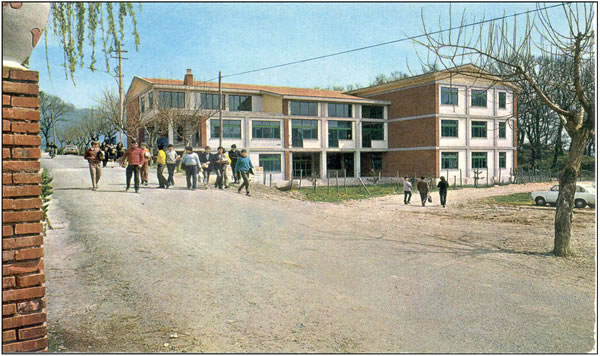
[336,171,339,193]
[327,171,330,193]
[270,174,272,187]
[263,171,266,185]
[344,169,347,193]
[378,171,381,186]
[453,175,456,189]
[299,169,302,188]
[460,169,463,187]
[312,173,316,193]
[396,170,399,192]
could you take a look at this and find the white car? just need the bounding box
[63,144,79,155]
[531,184,596,208]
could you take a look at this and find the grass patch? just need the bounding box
[485,192,534,206]
[297,184,403,203]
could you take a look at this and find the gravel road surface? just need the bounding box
[43,154,596,353]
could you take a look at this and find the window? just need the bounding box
[498,92,506,109]
[441,120,458,137]
[471,121,487,138]
[499,122,506,139]
[328,103,352,118]
[158,91,185,108]
[472,152,487,169]
[259,154,281,172]
[371,152,383,171]
[290,101,318,116]
[328,121,353,148]
[441,87,459,105]
[291,119,318,147]
[442,152,459,169]
[362,122,384,148]
[229,95,252,111]
[499,152,506,169]
[210,119,241,139]
[200,93,225,110]
[148,92,153,109]
[252,120,280,139]
[140,96,145,113]
[362,105,384,119]
[471,89,487,107]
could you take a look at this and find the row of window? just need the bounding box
[141,91,385,118]
[441,120,507,139]
[441,151,507,170]
[208,119,384,147]
[441,87,507,109]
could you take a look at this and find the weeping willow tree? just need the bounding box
[415,3,595,257]
[45,3,141,82]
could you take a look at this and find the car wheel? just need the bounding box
[535,197,546,206]
[575,199,587,209]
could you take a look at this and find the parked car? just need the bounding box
[531,184,596,208]
[63,144,79,155]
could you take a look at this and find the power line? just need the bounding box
[209,3,564,82]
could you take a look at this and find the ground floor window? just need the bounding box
[259,154,281,172]
[326,152,355,177]
[472,152,487,169]
[211,119,241,139]
[499,152,506,168]
[292,152,320,178]
[441,152,459,169]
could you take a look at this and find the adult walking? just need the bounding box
[156,144,169,189]
[140,142,151,186]
[107,143,117,168]
[116,142,125,160]
[181,146,201,190]
[120,139,145,193]
[165,144,179,187]
[416,176,429,207]
[199,146,213,186]
[234,149,254,196]
[84,141,103,191]
[100,142,109,168]
[214,146,228,190]
[437,176,449,208]
[403,176,412,204]
[228,144,240,184]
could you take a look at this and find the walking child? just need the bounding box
[234,149,254,196]
[84,141,103,191]
[120,139,145,193]
[437,176,449,208]
[417,176,429,207]
[403,176,412,204]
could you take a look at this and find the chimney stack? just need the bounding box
[184,69,193,86]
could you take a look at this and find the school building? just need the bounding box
[124,64,517,184]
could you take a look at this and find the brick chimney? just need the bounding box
[184,69,193,86]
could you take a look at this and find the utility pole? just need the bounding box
[218,71,223,147]
[110,43,128,144]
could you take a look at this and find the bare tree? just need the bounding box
[95,88,121,143]
[39,91,75,148]
[415,3,595,256]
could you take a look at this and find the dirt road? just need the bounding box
[43,155,596,353]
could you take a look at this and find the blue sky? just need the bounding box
[30,2,568,109]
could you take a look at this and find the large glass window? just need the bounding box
[471,89,487,107]
[441,152,459,169]
[229,95,252,111]
[441,87,458,105]
[362,105,384,119]
[290,101,318,116]
[140,96,145,113]
[210,119,241,139]
[291,119,318,147]
[328,103,352,118]
[148,92,153,109]
[328,121,353,148]
[499,122,506,139]
[472,152,487,169]
[499,152,506,169]
[252,120,280,139]
[158,91,185,108]
[471,121,487,138]
[362,122,384,148]
[498,92,506,109]
[200,93,225,110]
[441,120,458,137]
[259,154,281,172]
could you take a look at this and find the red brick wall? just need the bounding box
[382,149,437,178]
[2,67,48,352]
[387,117,437,148]
[370,83,437,119]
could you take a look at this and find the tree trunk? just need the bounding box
[551,121,564,169]
[553,127,592,256]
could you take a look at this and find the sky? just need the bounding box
[29,2,572,109]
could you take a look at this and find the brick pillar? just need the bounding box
[2,67,48,352]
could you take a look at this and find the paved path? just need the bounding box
[43,154,596,353]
